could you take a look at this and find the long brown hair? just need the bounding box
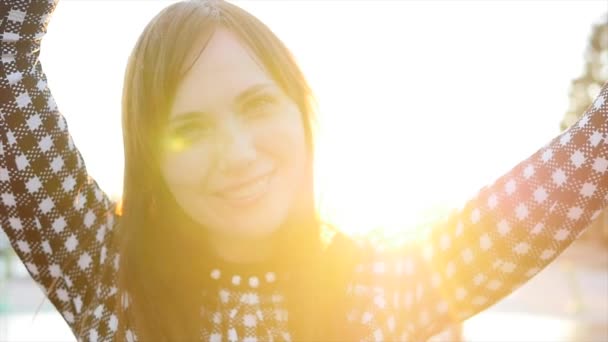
[114,1,357,340]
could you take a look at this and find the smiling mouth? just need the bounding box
[215,171,274,205]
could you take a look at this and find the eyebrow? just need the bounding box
[234,83,276,105]
[167,111,210,129]
[169,83,276,125]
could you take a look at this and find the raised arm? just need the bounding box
[344,83,608,341]
[0,0,117,333]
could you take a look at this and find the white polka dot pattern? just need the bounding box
[201,275,291,342]
[1,2,607,341]
[343,85,608,340]
[1,1,122,340]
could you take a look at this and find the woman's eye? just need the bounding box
[165,123,212,152]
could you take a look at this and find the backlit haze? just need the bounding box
[40,0,606,240]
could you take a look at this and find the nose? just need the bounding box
[217,117,257,174]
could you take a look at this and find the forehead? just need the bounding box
[171,28,272,117]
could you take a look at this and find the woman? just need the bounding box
[1,0,606,341]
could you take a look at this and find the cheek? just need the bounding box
[160,146,215,192]
[254,110,308,170]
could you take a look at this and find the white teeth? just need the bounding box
[222,175,270,201]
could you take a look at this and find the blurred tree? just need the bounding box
[561,16,608,245]
[561,18,608,129]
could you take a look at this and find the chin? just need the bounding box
[199,203,291,241]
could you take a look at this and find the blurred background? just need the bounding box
[1,0,607,341]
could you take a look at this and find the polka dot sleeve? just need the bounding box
[344,83,608,341]
[0,0,117,335]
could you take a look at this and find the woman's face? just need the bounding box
[160,28,308,242]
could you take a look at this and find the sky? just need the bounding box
[39,0,607,236]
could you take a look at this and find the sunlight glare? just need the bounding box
[41,0,607,242]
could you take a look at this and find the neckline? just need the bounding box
[201,250,288,290]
